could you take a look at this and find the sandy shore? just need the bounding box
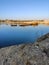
[0,33,49,65]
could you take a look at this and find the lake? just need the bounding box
[0,24,49,47]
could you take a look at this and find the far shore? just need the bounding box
[0,20,49,26]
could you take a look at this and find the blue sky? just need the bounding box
[0,0,49,20]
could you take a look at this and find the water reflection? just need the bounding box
[0,24,49,48]
[10,24,38,27]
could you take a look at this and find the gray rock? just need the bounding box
[0,33,49,65]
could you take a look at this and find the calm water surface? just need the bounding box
[0,24,49,47]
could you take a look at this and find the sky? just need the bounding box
[0,0,49,20]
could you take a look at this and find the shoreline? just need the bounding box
[0,20,49,26]
[0,33,49,65]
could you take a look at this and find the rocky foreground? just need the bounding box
[0,33,49,65]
